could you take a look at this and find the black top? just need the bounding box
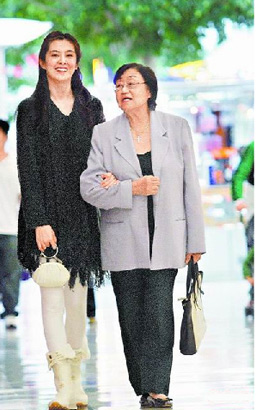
[137,151,155,258]
[17,93,105,288]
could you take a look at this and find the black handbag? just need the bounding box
[179,259,206,355]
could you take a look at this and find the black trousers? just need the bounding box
[111,269,177,396]
[87,287,96,318]
[0,235,21,317]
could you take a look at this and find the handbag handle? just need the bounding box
[40,246,59,259]
[186,258,196,295]
[186,258,204,299]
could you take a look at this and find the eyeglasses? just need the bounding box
[114,82,146,92]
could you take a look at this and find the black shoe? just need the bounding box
[1,311,18,319]
[140,395,173,408]
[140,394,150,407]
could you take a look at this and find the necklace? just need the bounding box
[130,123,150,144]
[134,135,143,143]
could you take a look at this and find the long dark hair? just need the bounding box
[114,63,158,110]
[33,31,92,131]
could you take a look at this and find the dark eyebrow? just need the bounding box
[50,49,75,53]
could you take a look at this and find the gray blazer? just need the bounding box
[80,111,206,271]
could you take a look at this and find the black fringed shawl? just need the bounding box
[16,90,105,288]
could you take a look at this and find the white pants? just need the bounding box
[40,278,88,352]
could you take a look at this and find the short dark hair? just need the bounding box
[0,119,9,135]
[114,63,158,110]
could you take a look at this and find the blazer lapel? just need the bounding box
[151,111,169,177]
[114,114,142,177]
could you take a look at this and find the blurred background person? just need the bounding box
[0,119,21,330]
[231,141,254,316]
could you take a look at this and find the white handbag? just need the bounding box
[33,247,70,288]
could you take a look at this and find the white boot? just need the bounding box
[69,348,89,410]
[46,344,75,410]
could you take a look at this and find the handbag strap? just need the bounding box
[186,259,204,301]
[186,258,196,296]
[41,246,58,259]
[40,247,62,263]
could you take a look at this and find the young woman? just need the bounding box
[16,31,110,410]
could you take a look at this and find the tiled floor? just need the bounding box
[0,225,254,410]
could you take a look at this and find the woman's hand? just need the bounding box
[35,225,57,253]
[235,198,247,211]
[101,172,119,189]
[185,253,202,264]
[132,175,160,196]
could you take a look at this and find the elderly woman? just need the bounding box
[80,63,206,408]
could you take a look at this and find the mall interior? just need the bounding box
[0,19,254,410]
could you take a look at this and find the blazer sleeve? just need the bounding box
[181,119,206,254]
[17,100,50,229]
[80,125,133,210]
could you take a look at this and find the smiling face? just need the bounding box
[115,68,151,114]
[39,39,78,85]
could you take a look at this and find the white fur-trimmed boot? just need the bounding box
[69,347,90,410]
[46,344,75,410]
